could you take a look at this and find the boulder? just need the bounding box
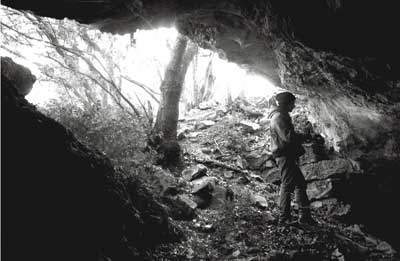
[301,159,359,181]
[192,180,233,210]
[163,195,197,220]
[182,164,208,181]
[191,176,217,194]
[1,56,36,96]
[250,194,269,209]
[195,120,215,130]
[307,178,334,201]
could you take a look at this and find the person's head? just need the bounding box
[275,92,296,112]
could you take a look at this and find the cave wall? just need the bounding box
[2,57,180,260]
[174,1,400,154]
[274,41,400,154]
[4,0,399,155]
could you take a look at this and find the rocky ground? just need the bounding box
[142,98,399,260]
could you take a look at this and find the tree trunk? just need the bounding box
[192,52,200,109]
[202,55,215,101]
[152,35,196,169]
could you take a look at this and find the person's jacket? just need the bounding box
[268,107,305,158]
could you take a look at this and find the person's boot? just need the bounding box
[278,191,293,225]
[298,208,317,225]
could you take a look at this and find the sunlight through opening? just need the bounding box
[1,16,281,111]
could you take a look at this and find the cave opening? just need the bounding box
[2,1,400,260]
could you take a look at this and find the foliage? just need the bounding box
[1,5,164,123]
[222,116,250,153]
[42,99,152,171]
[225,128,249,153]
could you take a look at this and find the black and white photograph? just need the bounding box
[2,1,399,260]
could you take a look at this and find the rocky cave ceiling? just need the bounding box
[3,0,400,155]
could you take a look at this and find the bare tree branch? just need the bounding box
[121,75,160,103]
[134,93,152,127]
[1,6,158,124]
[45,54,139,118]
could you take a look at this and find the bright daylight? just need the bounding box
[2,2,399,261]
[1,8,279,109]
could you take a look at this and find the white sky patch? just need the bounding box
[212,55,278,101]
[1,46,58,106]
[2,23,280,107]
[25,83,58,106]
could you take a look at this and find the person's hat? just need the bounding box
[275,92,296,106]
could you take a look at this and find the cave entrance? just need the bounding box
[1,7,282,118]
[2,3,400,258]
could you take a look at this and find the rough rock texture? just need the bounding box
[2,58,180,261]
[301,158,360,180]
[3,0,400,251]
[1,56,36,96]
[182,164,208,181]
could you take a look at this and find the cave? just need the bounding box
[2,0,400,259]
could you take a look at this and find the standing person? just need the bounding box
[268,92,317,225]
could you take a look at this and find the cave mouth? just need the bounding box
[1,4,282,113]
[12,23,282,114]
[2,1,400,258]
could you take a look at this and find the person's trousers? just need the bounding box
[275,156,310,219]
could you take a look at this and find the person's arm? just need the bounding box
[259,116,270,128]
[272,114,305,158]
[274,116,295,146]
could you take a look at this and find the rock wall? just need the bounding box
[2,57,180,260]
[274,41,400,154]
[4,0,399,154]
